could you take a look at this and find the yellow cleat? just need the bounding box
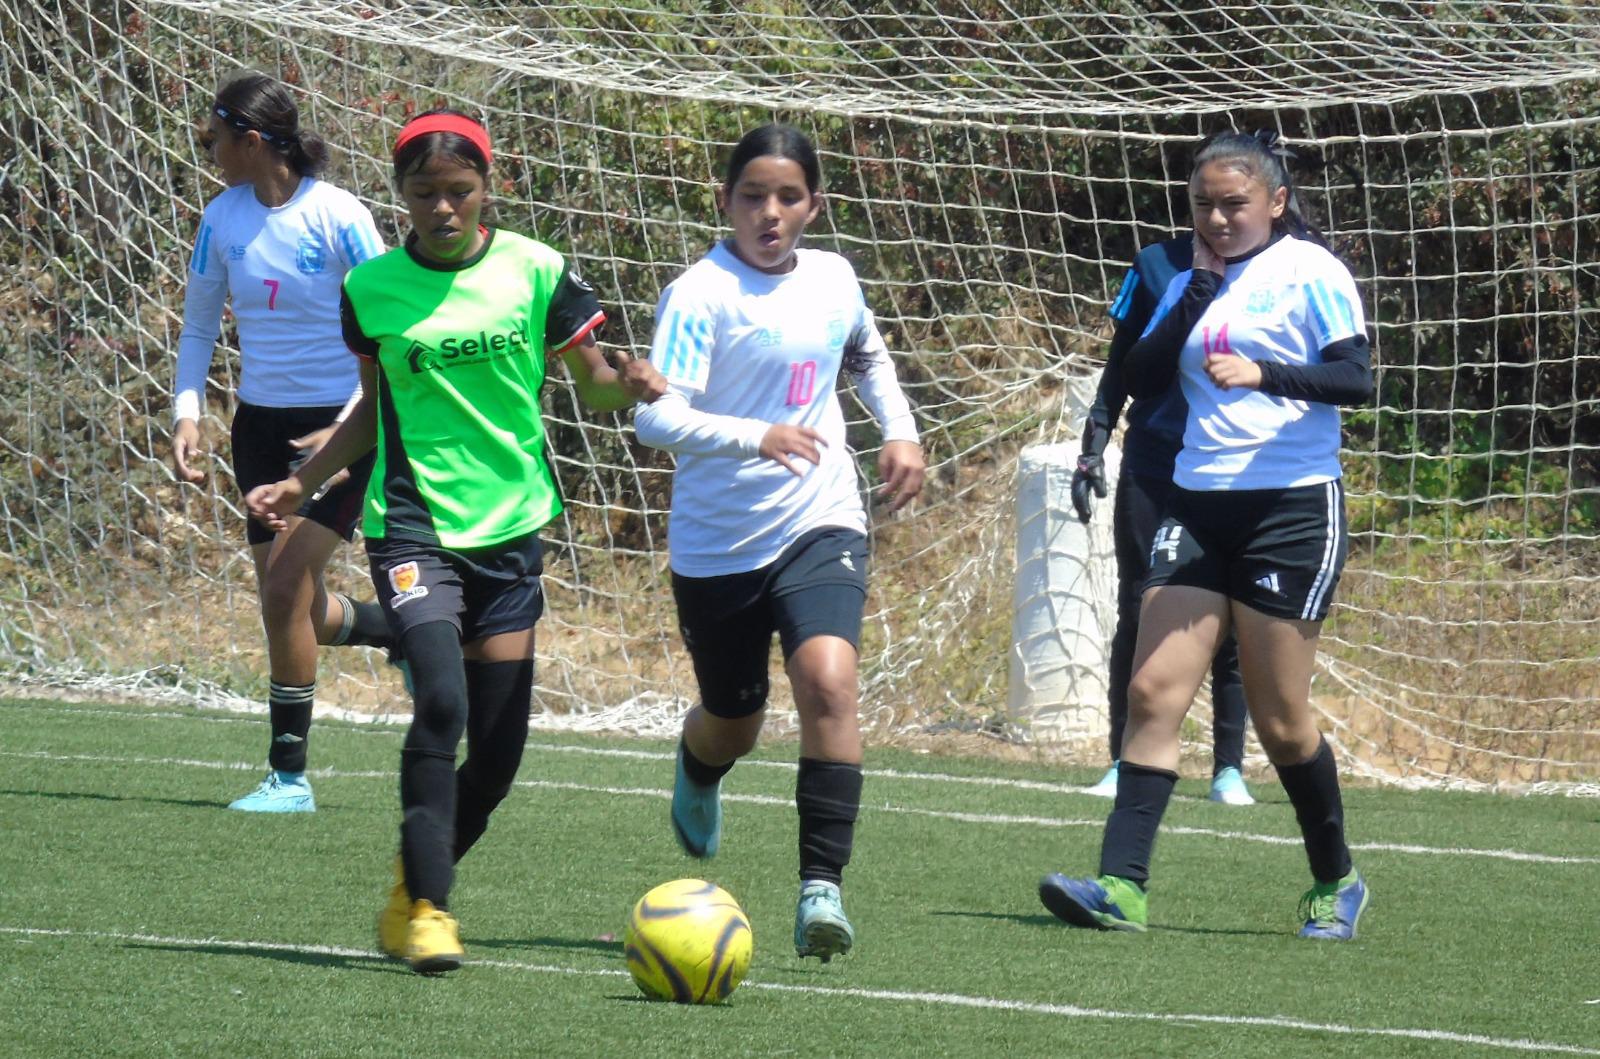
[406,899,464,975]
[377,857,410,959]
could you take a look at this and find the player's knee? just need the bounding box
[1252,713,1318,763]
[258,567,311,627]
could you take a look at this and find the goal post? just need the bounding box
[1,0,1595,792]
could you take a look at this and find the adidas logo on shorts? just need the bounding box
[1255,572,1282,594]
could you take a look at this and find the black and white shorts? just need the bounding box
[366,532,545,643]
[1144,479,1347,622]
[231,401,374,546]
[671,526,868,719]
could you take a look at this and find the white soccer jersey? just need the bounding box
[173,177,384,422]
[634,243,918,577]
[1148,235,1365,490]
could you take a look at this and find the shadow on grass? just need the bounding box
[0,787,224,811]
[470,936,623,958]
[122,941,405,975]
[932,909,1278,937]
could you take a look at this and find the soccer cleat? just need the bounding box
[228,770,315,813]
[1038,873,1148,933]
[794,881,854,962]
[670,743,722,858]
[1297,871,1368,941]
[1209,766,1256,806]
[1085,762,1119,798]
[377,856,410,958]
[406,899,464,974]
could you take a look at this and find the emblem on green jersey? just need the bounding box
[406,340,443,373]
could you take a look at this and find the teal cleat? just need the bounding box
[669,744,721,858]
[1085,762,1119,798]
[1298,871,1369,940]
[1038,873,1148,932]
[1209,766,1256,806]
[794,881,854,961]
[228,770,315,813]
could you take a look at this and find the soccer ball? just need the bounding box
[624,878,753,1004]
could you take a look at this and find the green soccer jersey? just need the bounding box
[340,228,605,549]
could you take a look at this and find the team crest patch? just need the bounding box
[1244,287,1278,315]
[387,561,429,607]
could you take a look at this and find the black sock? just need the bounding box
[266,680,314,773]
[397,622,468,909]
[795,758,863,886]
[1274,738,1352,885]
[454,659,533,862]
[1097,761,1178,887]
[329,594,396,649]
[1209,635,1248,775]
[680,736,735,787]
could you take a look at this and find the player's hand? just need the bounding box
[290,428,350,495]
[1193,237,1226,276]
[759,423,827,477]
[172,418,206,484]
[877,440,925,513]
[245,477,306,534]
[1071,452,1108,523]
[1205,353,1263,391]
[605,347,668,404]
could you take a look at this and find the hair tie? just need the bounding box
[393,113,492,166]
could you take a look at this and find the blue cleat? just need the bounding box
[794,881,854,961]
[670,744,721,858]
[229,770,315,813]
[1085,762,1119,798]
[1038,872,1148,932]
[1298,871,1368,940]
[1209,766,1256,806]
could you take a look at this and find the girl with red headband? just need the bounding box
[171,71,395,815]
[248,108,666,974]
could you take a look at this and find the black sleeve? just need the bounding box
[546,265,606,352]
[1082,308,1145,458]
[1122,270,1222,399]
[1255,334,1374,406]
[340,286,379,360]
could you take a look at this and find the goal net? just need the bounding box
[2,0,1595,792]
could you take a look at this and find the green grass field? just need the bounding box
[3,695,1597,1058]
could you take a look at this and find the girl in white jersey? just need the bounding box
[635,124,925,963]
[1040,131,1374,940]
[170,73,393,813]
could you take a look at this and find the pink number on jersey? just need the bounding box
[262,278,280,310]
[1202,322,1232,356]
[786,360,817,406]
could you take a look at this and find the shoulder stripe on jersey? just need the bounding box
[550,310,606,354]
[192,223,212,275]
[661,310,712,380]
[1302,480,1343,620]
[1109,270,1138,321]
[1305,278,1336,342]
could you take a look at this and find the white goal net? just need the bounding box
[1,0,1595,792]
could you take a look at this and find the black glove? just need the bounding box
[1071,452,1107,524]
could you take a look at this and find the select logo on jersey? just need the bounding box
[387,560,429,607]
[297,231,328,275]
[403,322,532,373]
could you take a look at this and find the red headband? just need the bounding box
[393,113,492,166]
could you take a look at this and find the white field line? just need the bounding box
[1,925,1595,1055]
[4,747,1598,867]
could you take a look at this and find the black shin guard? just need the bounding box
[266,680,314,773]
[1097,762,1178,886]
[1274,738,1352,884]
[330,594,396,649]
[795,758,863,886]
[453,658,534,862]
[680,737,735,787]
[397,622,468,908]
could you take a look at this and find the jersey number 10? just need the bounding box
[787,360,817,406]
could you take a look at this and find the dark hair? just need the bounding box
[1190,129,1326,247]
[724,124,820,193]
[392,108,490,186]
[213,72,327,177]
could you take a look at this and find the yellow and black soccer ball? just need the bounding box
[624,879,753,1004]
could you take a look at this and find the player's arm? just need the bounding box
[1212,335,1373,404]
[842,308,924,511]
[1122,266,1223,399]
[561,335,666,412]
[171,218,229,484]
